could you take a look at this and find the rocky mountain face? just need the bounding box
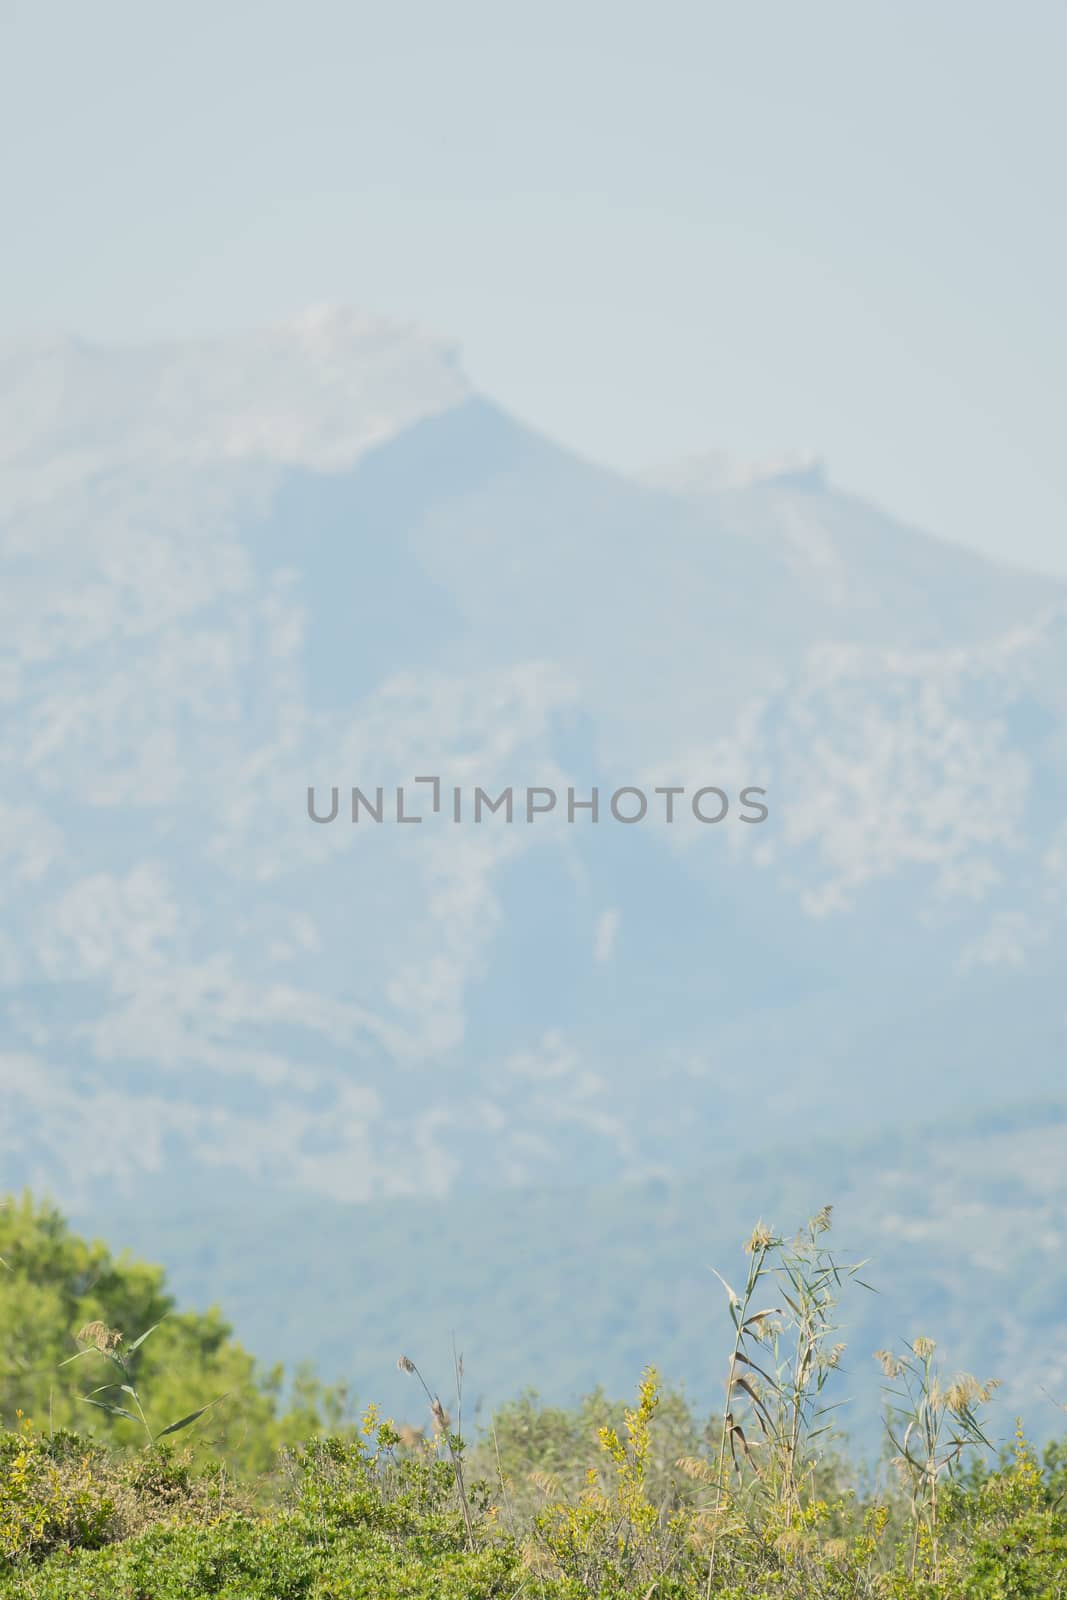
[2,312,1065,1436]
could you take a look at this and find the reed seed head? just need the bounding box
[430,1397,450,1434]
[76,1320,123,1352]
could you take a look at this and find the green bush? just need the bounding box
[5,1193,1067,1597]
[4,1392,1067,1597]
[0,1420,117,1567]
[0,1194,348,1477]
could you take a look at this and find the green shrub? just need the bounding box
[0,1418,117,1568]
[0,1195,348,1477]
[6,1192,1067,1597]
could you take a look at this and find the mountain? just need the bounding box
[1,310,1065,1442]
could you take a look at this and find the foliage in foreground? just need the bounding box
[3,1194,1067,1596]
[3,1398,1067,1599]
[0,1194,349,1476]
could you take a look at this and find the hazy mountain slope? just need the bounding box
[76,1099,1067,1454]
[1,316,1065,1415]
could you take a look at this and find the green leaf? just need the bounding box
[732,1350,777,1387]
[741,1308,783,1332]
[156,1392,229,1439]
[155,1406,210,1439]
[125,1320,165,1354]
[59,1346,127,1376]
[80,1397,141,1424]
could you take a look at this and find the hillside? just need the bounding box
[3,312,1066,1448]
[75,1099,1067,1457]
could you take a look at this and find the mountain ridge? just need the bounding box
[2,315,1064,1438]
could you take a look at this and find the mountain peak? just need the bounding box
[643,449,827,497]
[0,307,470,483]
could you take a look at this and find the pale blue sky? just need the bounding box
[2,1,1064,574]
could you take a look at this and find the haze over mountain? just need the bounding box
[2,310,1065,1440]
